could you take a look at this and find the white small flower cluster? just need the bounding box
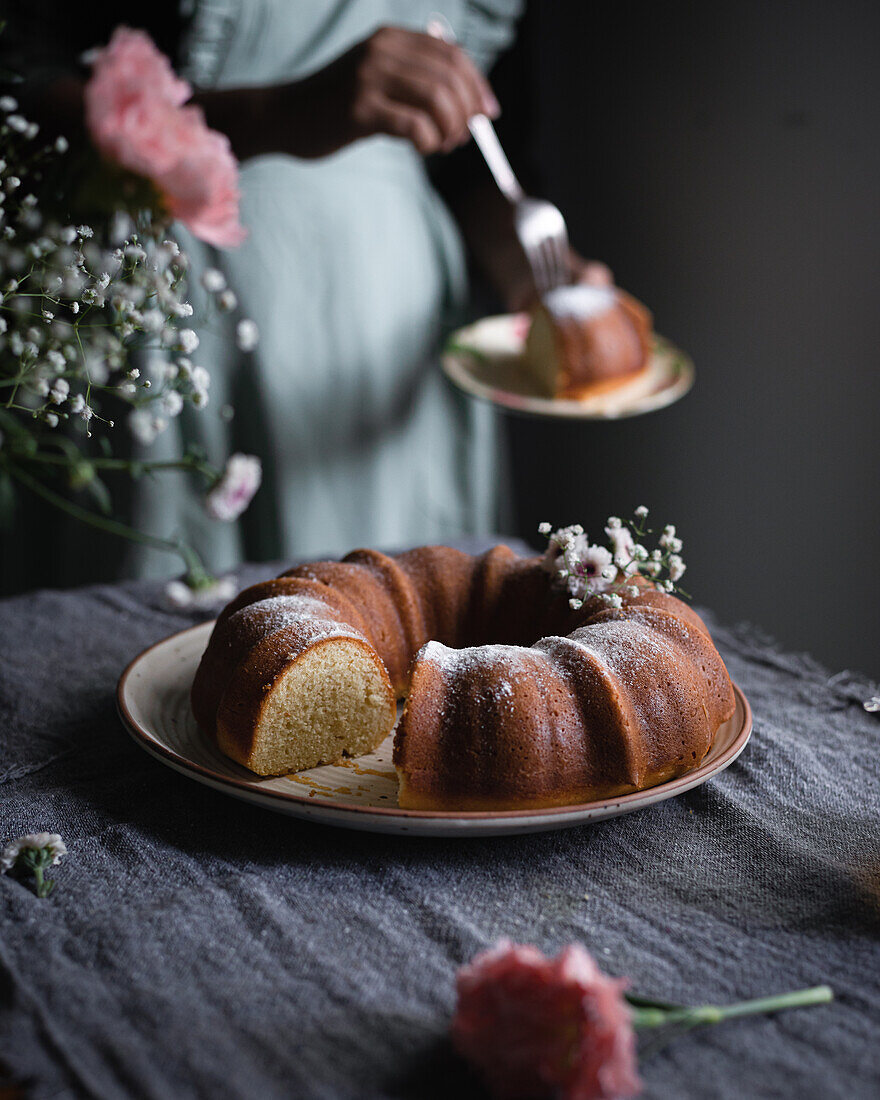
[0,103,262,601]
[540,506,688,610]
[864,697,880,713]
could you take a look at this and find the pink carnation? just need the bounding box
[452,941,641,1100]
[206,453,262,522]
[84,27,246,248]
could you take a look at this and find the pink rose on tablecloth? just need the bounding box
[84,27,246,248]
[452,940,642,1100]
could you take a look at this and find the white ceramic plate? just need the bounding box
[118,622,752,837]
[441,314,694,420]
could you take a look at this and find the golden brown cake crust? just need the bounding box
[527,286,655,400]
[192,545,736,807]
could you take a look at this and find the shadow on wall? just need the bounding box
[499,0,880,673]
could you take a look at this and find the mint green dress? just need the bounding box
[127,0,522,578]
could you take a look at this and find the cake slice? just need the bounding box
[524,284,654,400]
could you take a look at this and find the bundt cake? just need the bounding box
[524,284,654,400]
[191,544,736,811]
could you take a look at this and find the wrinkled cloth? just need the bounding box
[1,537,878,1099]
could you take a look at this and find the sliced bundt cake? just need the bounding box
[191,545,736,808]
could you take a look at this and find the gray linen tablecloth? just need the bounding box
[1,537,878,1100]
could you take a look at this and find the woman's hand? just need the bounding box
[319,25,500,156]
[198,26,500,161]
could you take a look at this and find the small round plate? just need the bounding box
[441,314,694,420]
[118,622,752,838]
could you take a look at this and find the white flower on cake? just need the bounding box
[605,521,637,576]
[540,507,690,608]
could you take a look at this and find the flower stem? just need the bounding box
[32,864,54,899]
[7,460,209,583]
[631,986,833,1030]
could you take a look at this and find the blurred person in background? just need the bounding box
[3,1,600,591]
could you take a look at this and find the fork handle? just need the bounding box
[467,114,525,203]
[427,14,525,203]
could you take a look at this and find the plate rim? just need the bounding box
[117,621,753,825]
[441,314,694,421]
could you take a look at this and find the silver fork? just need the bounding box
[427,15,570,296]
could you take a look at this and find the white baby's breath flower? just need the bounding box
[605,593,624,609]
[538,522,552,535]
[218,289,237,311]
[46,349,65,370]
[161,390,183,417]
[140,308,164,333]
[75,225,93,238]
[206,453,262,521]
[606,516,622,529]
[49,378,69,404]
[605,521,637,575]
[6,115,27,133]
[862,697,880,713]
[0,317,7,334]
[165,575,238,610]
[190,365,210,392]
[201,268,226,293]
[191,388,208,408]
[55,135,69,153]
[128,408,160,444]
[0,96,18,112]
[634,505,649,519]
[236,319,259,352]
[44,412,59,428]
[170,301,194,318]
[668,555,686,582]
[177,328,199,354]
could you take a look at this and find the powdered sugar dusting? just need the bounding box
[231,594,366,643]
[542,284,617,321]
[419,641,555,712]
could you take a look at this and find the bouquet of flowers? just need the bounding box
[0,28,261,599]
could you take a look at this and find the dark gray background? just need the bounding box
[499,0,880,673]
